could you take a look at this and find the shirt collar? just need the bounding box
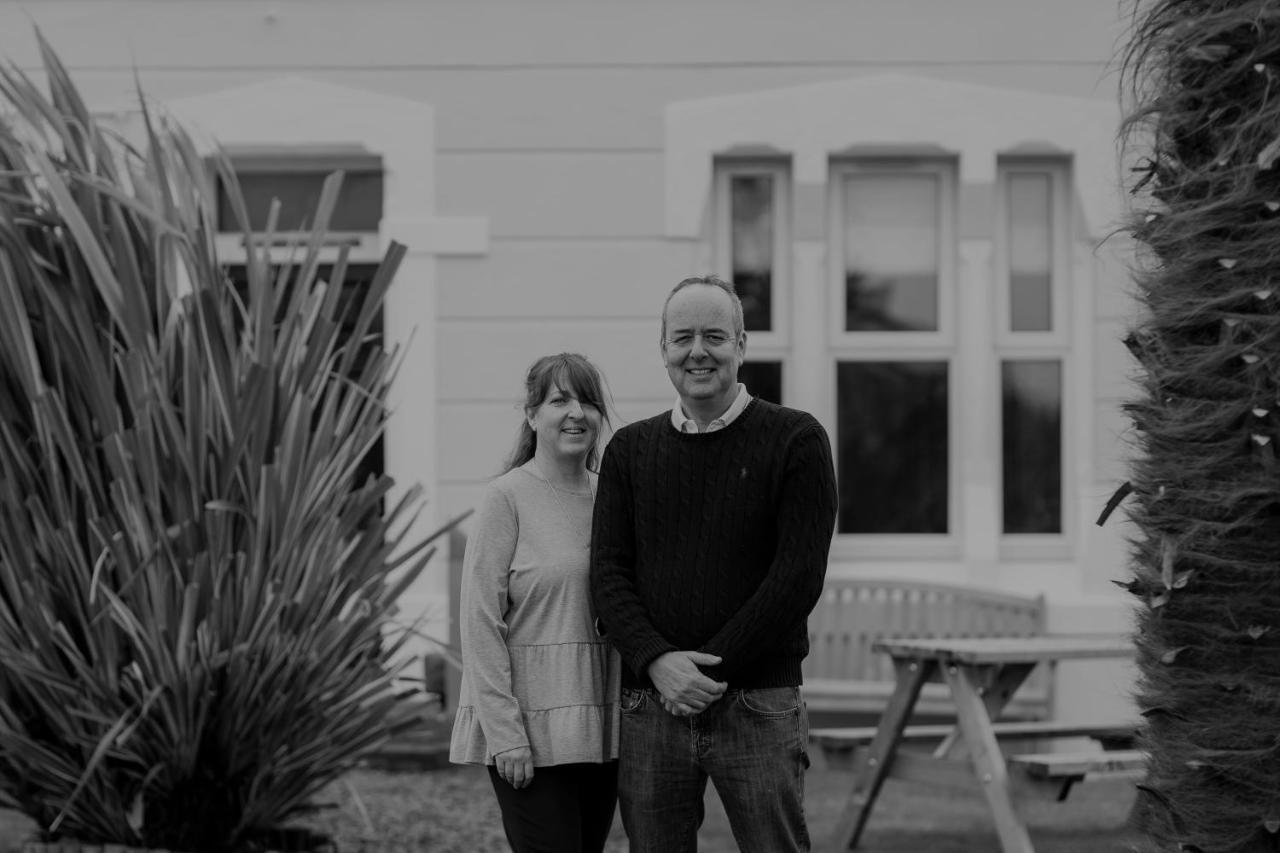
[670,384,752,434]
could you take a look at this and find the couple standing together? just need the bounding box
[449,275,840,852]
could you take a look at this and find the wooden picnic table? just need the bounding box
[828,633,1135,853]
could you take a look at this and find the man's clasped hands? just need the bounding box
[647,650,729,717]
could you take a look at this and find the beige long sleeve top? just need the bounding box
[449,465,620,766]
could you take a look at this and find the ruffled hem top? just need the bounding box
[448,466,621,766]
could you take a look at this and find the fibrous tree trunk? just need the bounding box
[1121,1,1280,850]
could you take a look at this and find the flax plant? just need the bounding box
[0,35,444,852]
[1120,1,1280,850]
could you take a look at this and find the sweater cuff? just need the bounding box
[630,637,679,679]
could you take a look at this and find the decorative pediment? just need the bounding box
[161,77,486,256]
[666,73,1121,238]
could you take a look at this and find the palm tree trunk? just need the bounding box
[1121,1,1280,851]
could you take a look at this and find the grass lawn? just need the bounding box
[0,759,1141,852]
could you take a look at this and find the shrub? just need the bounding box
[0,33,444,852]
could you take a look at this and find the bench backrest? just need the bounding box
[804,579,1047,683]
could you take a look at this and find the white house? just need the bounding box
[0,0,1141,720]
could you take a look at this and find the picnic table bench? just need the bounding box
[1007,749,1146,803]
[804,579,1051,719]
[828,634,1139,853]
[811,719,1138,770]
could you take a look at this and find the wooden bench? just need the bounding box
[1008,749,1147,800]
[804,579,1051,718]
[811,720,1138,770]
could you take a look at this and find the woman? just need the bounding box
[449,352,621,853]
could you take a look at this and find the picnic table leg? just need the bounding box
[945,663,1037,853]
[934,662,1036,758]
[829,656,936,851]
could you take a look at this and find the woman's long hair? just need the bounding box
[503,353,612,473]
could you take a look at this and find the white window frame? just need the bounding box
[826,158,958,349]
[827,351,961,560]
[713,158,792,353]
[994,158,1071,348]
[826,157,961,559]
[995,157,1075,558]
[210,144,386,267]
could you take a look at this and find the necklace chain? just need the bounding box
[533,461,593,496]
[531,462,594,548]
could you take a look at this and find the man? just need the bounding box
[590,275,839,852]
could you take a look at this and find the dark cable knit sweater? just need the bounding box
[590,398,839,690]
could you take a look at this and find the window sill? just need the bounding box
[999,535,1073,562]
[829,534,961,562]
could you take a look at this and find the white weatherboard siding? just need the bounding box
[0,1,1124,71]
[437,240,699,319]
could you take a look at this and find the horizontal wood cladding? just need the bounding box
[1093,401,1131,484]
[438,398,681,483]
[436,319,674,402]
[1093,241,1141,323]
[438,241,701,319]
[436,152,664,238]
[436,398,664,479]
[69,65,1117,152]
[1091,318,1133,403]
[0,2,1122,70]
[437,403,527,482]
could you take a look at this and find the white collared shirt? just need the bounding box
[670,383,752,434]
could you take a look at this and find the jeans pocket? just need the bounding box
[620,687,648,714]
[736,686,802,719]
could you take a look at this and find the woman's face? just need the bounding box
[527,382,602,464]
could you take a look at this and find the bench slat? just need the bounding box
[803,678,1051,716]
[810,719,1137,748]
[1007,749,1146,779]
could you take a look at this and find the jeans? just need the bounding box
[487,761,619,853]
[617,686,810,853]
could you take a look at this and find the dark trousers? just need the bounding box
[487,760,619,853]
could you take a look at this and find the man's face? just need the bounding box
[661,285,746,412]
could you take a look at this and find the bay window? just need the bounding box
[711,151,1074,553]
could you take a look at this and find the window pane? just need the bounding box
[738,360,782,405]
[836,361,948,533]
[843,173,940,332]
[218,170,384,233]
[1008,173,1053,332]
[1002,360,1061,533]
[731,174,774,332]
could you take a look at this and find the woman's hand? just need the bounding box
[495,746,534,789]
